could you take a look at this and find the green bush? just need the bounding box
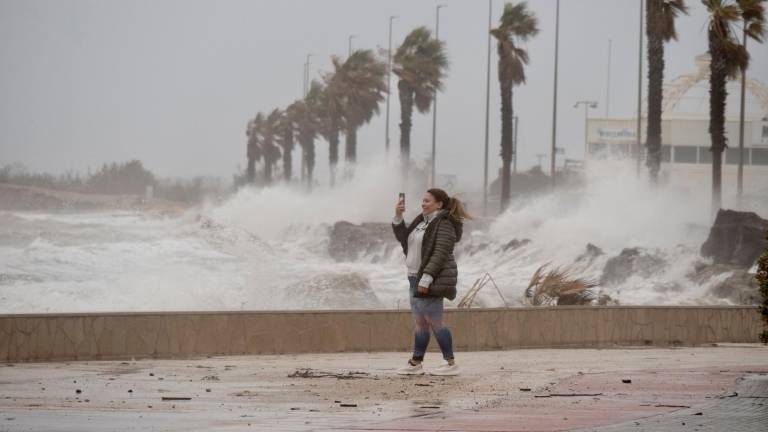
[758,232,768,344]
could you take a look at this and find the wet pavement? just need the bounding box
[1,345,766,431]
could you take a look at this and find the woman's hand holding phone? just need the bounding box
[395,193,405,218]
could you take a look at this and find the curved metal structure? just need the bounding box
[659,54,768,116]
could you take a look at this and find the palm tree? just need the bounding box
[260,108,283,185]
[319,66,346,187]
[295,80,324,190]
[337,50,387,166]
[703,0,761,211]
[393,27,448,186]
[277,104,298,182]
[645,0,688,185]
[491,2,538,211]
[245,113,264,184]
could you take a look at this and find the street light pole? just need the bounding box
[431,4,446,187]
[550,0,560,187]
[636,0,643,176]
[483,0,492,216]
[606,39,612,118]
[348,35,356,57]
[385,16,398,157]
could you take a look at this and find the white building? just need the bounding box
[585,54,768,202]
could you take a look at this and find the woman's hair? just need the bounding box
[427,188,473,223]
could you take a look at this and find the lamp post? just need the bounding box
[430,4,446,187]
[574,100,598,167]
[348,34,356,56]
[606,39,612,118]
[550,0,560,187]
[636,0,643,175]
[385,16,398,157]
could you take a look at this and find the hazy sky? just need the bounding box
[1,0,767,188]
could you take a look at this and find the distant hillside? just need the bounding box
[0,183,187,214]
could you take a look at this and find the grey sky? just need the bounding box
[1,0,766,188]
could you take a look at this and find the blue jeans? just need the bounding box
[408,276,454,361]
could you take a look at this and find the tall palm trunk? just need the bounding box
[646,0,664,185]
[246,158,256,183]
[708,31,728,213]
[305,140,315,191]
[263,158,273,185]
[300,128,315,191]
[344,125,357,180]
[328,116,340,187]
[345,125,357,163]
[263,140,274,185]
[500,77,513,211]
[398,80,414,187]
[282,130,293,182]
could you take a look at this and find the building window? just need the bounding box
[699,147,712,164]
[725,148,741,165]
[588,142,608,159]
[662,145,671,163]
[614,143,630,159]
[753,148,768,165]
[673,146,697,163]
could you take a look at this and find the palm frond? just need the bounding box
[393,26,449,111]
[492,2,538,85]
[525,264,598,306]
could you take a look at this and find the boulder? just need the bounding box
[600,247,667,286]
[575,243,604,266]
[688,262,760,305]
[328,221,399,262]
[282,272,382,309]
[701,209,768,268]
[501,238,531,252]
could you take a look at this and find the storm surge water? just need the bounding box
[0,159,762,313]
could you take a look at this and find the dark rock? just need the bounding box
[709,273,760,304]
[467,243,489,256]
[688,263,760,305]
[714,272,759,303]
[328,221,399,262]
[576,243,604,265]
[282,272,382,309]
[600,248,666,286]
[502,239,531,252]
[701,209,768,268]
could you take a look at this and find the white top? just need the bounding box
[392,210,442,288]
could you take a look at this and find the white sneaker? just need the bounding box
[396,361,424,375]
[430,362,459,376]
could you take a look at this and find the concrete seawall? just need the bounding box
[0,306,762,362]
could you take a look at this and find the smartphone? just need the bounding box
[398,192,405,204]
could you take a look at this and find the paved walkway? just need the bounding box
[1,345,766,431]
[573,374,768,432]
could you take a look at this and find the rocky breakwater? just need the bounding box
[695,209,768,304]
[328,221,401,263]
[282,272,383,309]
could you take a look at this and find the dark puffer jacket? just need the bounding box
[392,211,463,300]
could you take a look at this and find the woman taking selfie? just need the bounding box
[391,188,470,376]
